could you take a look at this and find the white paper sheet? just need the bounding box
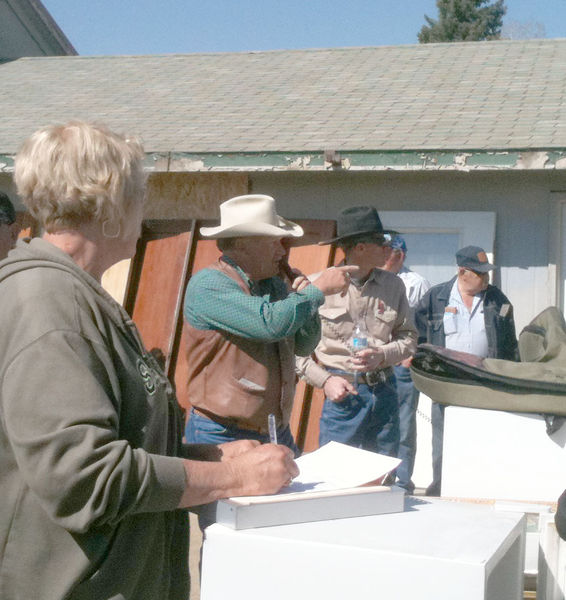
[235,441,401,502]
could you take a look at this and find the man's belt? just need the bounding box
[333,367,393,386]
[191,407,267,434]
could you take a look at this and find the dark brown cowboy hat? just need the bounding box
[319,205,396,245]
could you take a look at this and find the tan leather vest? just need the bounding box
[184,260,296,433]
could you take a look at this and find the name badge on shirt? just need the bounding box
[443,310,457,335]
[500,304,510,317]
[445,306,458,314]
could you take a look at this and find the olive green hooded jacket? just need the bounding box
[0,238,189,600]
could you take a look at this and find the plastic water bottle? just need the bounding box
[352,320,369,386]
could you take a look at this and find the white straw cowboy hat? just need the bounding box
[200,194,304,239]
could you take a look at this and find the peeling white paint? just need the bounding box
[287,155,311,169]
[149,156,170,172]
[454,153,473,171]
[168,158,206,171]
[165,163,563,173]
[420,155,438,169]
[132,151,566,173]
[516,152,549,170]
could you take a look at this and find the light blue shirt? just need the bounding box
[443,280,489,357]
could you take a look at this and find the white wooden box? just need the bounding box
[216,485,405,530]
[201,498,525,600]
[442,406,566,502]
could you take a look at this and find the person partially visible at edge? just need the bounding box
[556,489,566,541]
[183,193,357,455]
[0,191,20,259]
[296,206,417,463]
[414,245,518,497]
[382,234,431,494]
[0,122,299,600]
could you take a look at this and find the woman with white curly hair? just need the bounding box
[0,121,297,600]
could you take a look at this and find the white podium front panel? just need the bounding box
[442,407,566,502]
[201,499,525,600]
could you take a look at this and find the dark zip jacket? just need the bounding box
[414,276,518,361]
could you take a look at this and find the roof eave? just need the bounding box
[3,149,566,174]
[149,149,566,172]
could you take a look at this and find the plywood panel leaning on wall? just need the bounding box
[285,219,337,452]
[124,221,195,375]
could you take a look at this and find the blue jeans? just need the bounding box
[185,409,299,456]
[185,409,299,531]
[319,373,400,459]
[394,365,419,493]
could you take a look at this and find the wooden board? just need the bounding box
[286,219,336,452]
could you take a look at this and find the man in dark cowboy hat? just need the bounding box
[297,206,416,463]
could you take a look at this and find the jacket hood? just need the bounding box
[0,238,138,346]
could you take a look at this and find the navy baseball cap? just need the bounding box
[387,234,407,253]
[456,246,496,273]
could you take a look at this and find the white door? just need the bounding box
[381,211,497,286]
[380,211,496,489]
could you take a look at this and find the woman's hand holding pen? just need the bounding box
[217,439,260,460]
[178,442,299,507]
[228,444,299,496]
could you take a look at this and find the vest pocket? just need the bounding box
[235,377,266,393]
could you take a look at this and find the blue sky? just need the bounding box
[42,0,566,56]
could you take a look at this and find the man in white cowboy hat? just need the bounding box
[183,194,356,456]
[296,206,416,467]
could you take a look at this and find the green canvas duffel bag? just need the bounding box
[410,306,566,418]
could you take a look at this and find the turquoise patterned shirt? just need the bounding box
[184,256,324,356]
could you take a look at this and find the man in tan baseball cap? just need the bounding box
[414,244,518,496]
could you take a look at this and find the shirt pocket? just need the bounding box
[366,307,398,340]
[373,307,397,324]
[319,306,351,339]
[319,306,349,322]
[443,312,457,335]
